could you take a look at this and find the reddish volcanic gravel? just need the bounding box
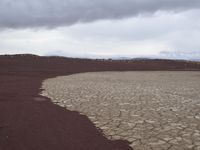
[0,54,200,150]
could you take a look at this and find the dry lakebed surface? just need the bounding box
[41,71,200,150]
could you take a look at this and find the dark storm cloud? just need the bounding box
[0,0,200,29]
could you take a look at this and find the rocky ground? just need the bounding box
[42,71,200,150]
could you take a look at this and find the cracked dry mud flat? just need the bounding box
[41,72,200,150]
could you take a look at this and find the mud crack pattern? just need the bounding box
[41,72,200,150]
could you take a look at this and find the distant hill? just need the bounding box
[0,54,200,74]
[191,59,200,62]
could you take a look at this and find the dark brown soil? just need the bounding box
[0,54,200,150]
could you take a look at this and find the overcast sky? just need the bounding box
[0,0,200,59]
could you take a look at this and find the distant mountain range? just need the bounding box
[0,54,200,72]
[1,54,199,62]
[105,56,200,62]
[191,59,200,62]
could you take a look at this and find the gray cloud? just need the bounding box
[1,0,200,29]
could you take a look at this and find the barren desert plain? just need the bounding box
[1,54,200,150]
[42,71,200,150]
